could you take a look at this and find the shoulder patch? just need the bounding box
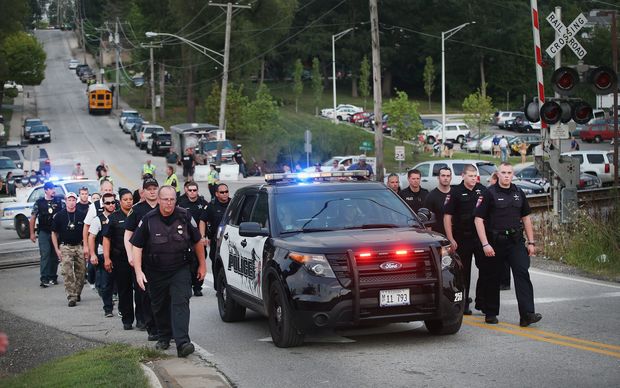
[475,196,484,208]
[137,219,143,228]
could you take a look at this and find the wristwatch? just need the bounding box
[527,241,536,246]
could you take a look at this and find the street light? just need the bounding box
[441,21,475,143]
[332,28,355,124]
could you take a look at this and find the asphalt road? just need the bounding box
[1,30,619,387]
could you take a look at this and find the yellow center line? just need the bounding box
[108,163,135,189]
[463,316,620,359]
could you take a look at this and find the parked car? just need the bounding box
[513,117,541,133]
[462,133,491,152]
[75,64,90,76]
[509,134,542,155]
[119,109,141,129]
[421,118,441,131]
[125,117,145,137]
[79,69,96,83]
[22,147,50,172]
[28,125,51,143]
[562,150,615,186]
[512,179,546,195]
[0,157,24,185]
[578,118,618,143]
[22,118,43,140]
[408,159,497,191]
[514,163,601,191]
[320,104,363,121]
[148,132,171,156]
[421,122,470,144]
[348,111,372,125]
[68,59,80,69]
[135,124,164,149]
[3,81,23,93]
[494,111,523,128]
[0,146,26,170]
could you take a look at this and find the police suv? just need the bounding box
[214,171,465,347]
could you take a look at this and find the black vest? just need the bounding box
[144,209,192,271]
[108,211,128,260]
[487,184,525,231]
[455,184,485,237]
[94,213,108,254]
[35,197,63,232]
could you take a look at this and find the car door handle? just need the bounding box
[241,239,247,248]
[223,232,228,240]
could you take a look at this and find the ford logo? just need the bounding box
[379,261,402,271]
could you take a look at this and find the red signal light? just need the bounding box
[540,101,562,124]
[551,67,579,96]
[588,66,618,95]
[572,101,593,125]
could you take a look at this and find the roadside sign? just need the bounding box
[395,146,405,161]
[545,12,587,59]
[549,123,570,139]
[360,140,373,151]
[304,143,312,153]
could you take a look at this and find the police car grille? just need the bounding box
[326,251,436,289]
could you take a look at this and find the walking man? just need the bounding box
[181,148,195,183]
[474,162,542,327]
[88,192,116,317]
[131,186,206,357]
[30,182,63,288]
[233,144,247,178]
[423,166,451,235]
[399,169,429,213]
[164,165,180,195]
[199,183,230,268]
[51,192,87,307]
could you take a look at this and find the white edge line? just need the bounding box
[530,269,620,289]
[140,363,164,388]
[193,343,213,358]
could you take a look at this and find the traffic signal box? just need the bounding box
[525,66,618,125]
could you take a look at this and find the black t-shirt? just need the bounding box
[399,187,429,213]
[124,201,158,232]
[51,209,86,245]
[103,210,129,258]
[474,183,531,231]
[233,150,244,164]
[199,199,230,238]
[76,201,91,214]
[445,182,487,239]
[181,154,194,170]
[32,197,64,233]
[423,188,450,235]
[177,195,208,223]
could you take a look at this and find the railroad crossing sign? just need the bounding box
[545,12,588,59]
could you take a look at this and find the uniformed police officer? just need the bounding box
[199,183,230,268]
[178,181,209,296]
[103,189,136,330]
[399,169,429,213]
[88,192,116,317]
[30,182,64,288]
[444,164,487,316]
[423,166,451,235]
[51,192,87,307]
[131,185,206,357]
[474,162,542,327]
[124,178,159,339]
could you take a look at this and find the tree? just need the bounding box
[358,55,370,110]
[383,90,423,144]
[292,59,303,113]
[311,57,323,116]
[462,87,495,153]
[423,56,435,112]
[0,31,46,107]
[205,82,249,139]
[243,84,288,162]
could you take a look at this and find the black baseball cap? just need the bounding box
[143,178,159,189]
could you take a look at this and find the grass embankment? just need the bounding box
[1,96,14,146]
[1,344,161,388]
[535,199,620,279]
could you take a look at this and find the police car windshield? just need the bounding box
[63,181,100,195]
[276,189,420,234]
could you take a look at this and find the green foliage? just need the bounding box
[462,88,494,136]
[0,31,46,85]
[2,344,160,388]
[423,56,435,111]
[205,82,249,139]
[311,57,323,116]
[292,59,303,113]
[358,55,370,110]
[383,90,423,144]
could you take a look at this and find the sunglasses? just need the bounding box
[103,201,116,205]
[187,188,198,192]
[218,190,229,194]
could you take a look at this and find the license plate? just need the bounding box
[165,142,170,145]
[379,288,410,307]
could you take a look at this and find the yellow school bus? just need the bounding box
[87,84,112,114]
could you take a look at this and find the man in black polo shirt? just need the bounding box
[124,177,159,340]
[76,186,91,214]
[177,181,209,296]
[399,169,429,213]
[423,166,452,235]
[51,192,87,307]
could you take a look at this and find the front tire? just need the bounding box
[594,135,602,143]
[216,267,246,322]
[267,281,304,348]
[15,215,30,239]
[424,314,463,335]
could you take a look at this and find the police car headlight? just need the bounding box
[289,252,336,278]
[440,244,454,270]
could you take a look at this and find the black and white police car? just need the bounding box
[214,171,465,347]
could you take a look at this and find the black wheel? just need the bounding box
[456,135,464,144]
[15,215,30,239]
[216,267,246,322]
[427,136,435,144]
[424,314,463,335]
[146,147,151,154]
[267,280,304,347]
[594,135,602,143]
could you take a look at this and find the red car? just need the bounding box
[349,111,372,125]
[579,119,617,143]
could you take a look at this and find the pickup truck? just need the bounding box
[1,179,99,238]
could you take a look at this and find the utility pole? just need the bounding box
[209,2,251,162]
[159,61,165,119]
[612,11,618,186]
[369,0,383,181]
[141,42,162,123]
[114,20,120,110]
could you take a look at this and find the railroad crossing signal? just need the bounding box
[545,12,587,60]
[360,141,373,151]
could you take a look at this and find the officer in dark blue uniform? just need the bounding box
[444,164,487,316]
[474,162,542,327]
[199,183,230,268]
[131,185,206,357]
[399,169,429,213]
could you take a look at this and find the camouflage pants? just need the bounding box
[60,244,86,302]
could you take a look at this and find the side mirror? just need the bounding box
[417,207,436,227]
[239,222,269,237]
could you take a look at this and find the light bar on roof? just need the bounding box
[264,170,369,183]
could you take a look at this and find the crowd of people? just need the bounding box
[29,166,231,358]
[387,163,543,327]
